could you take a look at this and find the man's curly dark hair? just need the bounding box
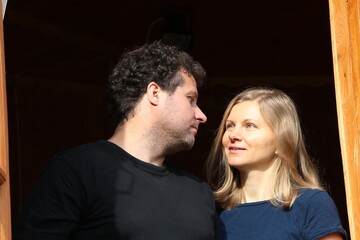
[107,41,206,126]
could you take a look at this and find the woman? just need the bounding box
[206,87,347,240]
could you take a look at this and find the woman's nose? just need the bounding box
[228,129,242,142]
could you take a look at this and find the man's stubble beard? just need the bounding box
[150,122,195,156]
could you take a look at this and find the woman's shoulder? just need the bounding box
[294,188,338,215]
[294,189,347,239]
[296,188,331,203]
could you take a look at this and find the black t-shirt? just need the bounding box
[13,140,217,240]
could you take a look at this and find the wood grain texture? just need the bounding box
[0,0,11,239]
[0,2,6,184]
[329,0,360,239]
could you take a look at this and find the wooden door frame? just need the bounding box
[329,0,360,239]
[0,0,11,239]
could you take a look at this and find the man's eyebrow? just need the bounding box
[187,91,199,97]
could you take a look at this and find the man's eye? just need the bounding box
[187,97,195,103]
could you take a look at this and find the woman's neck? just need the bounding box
[240,169,275,203]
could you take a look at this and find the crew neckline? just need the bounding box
[98,140,170,176]
[235,199,271,208]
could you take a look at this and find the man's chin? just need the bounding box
[165,139,195,155]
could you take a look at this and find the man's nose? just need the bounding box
[195,106,207,123]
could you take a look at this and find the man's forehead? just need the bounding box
[179,70,196,84]
[178,74,198,91]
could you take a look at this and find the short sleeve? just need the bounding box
[13,157,86,240]
[301,190,347,240]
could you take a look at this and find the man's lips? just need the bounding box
[190,125,198,134]
[191,124,199,130]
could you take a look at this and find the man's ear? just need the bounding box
[146,82,161,105]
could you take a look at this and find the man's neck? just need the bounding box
[108,122,165,167]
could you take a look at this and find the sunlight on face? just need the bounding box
[156,71,207,154]
[222,100,277,172]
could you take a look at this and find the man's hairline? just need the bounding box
[168,68,199,95]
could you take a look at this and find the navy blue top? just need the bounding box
[218,189,347,240]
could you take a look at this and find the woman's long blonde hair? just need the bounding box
[205,87,323,209]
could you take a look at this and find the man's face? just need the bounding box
[155,70,207,155]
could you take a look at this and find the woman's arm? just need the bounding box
[317,232,343,240]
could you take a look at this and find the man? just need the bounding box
[13,41,217,240]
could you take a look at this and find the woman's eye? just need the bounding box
[225,124,234,129]
[246,123,256,128]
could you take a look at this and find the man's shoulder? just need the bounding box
[52,140,112,165]
[60,139,112,154]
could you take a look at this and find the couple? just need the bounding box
[13,41,347,240]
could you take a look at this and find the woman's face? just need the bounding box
[222,100,277,172]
